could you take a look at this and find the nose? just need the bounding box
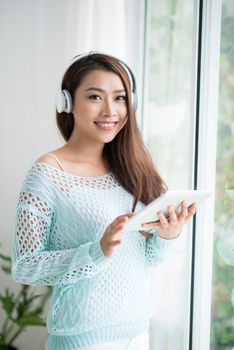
[102,98,117,118]
[103,113,117,118]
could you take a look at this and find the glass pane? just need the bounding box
[210,1,234,349]
[143,0,196,348]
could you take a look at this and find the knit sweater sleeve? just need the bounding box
[144,229,177,267]
[11,168,111,286]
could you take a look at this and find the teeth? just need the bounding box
[96,123,115,127]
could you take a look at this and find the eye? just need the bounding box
[116,95,127,101]
[88,95,102,100]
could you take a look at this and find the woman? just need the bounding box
[11,52,196,350]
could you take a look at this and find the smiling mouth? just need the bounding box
[94,122,118,130]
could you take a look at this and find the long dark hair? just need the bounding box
[56,53,168,212]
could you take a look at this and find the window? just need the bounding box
[142,0,233,348]
[143,0,196,348]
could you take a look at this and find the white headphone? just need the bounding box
[56,51,138,114]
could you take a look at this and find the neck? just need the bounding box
[62,134,106,167]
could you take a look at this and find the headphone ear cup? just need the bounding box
[63,89,73,113]
[56,90,65,113]
[56,89,73,113]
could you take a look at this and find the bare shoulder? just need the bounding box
[35,152,60,169]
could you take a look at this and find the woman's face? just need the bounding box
[71,69,128,145]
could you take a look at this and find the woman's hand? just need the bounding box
[141,201,197,239]
[100,213,134,257]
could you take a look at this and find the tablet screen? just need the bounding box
[123,190,213,232]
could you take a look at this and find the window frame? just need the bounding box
[191,0,222,349]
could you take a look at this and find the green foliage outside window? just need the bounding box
[210,3,234,349]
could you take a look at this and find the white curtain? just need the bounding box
[75,0,128,56]
[0,1,145,350]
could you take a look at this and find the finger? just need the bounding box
[119,213,134,221]
[110,215,134,236]
[118,212,135,219]
[122,213,135,226]
[142,210,169,227]
[111,221,129,237]
[178,201,188,221]
[157,211,169,227]
[111,239,122,246]
[113,215,131,226]
[105,224,112,235]
[188,203,197,212]
[188,202,196,210]
[185,203,197,222]
[167,205,177,223]
[181,201,188,215]
[142,220,158,228]
[125,212,135,217]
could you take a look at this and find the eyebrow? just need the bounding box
[84,87,126,93]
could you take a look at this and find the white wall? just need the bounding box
[0,1,72,348]
[0,1,145,349]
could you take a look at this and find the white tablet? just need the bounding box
[123,190,213,232]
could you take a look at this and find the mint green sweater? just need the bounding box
[11,162,176,349]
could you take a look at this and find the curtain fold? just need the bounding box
[76,0,127,57]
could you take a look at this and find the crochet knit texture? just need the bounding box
[11,162,176,350]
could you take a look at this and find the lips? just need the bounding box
[94,121,118,130]
[94,121,118,124]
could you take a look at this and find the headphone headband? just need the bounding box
[56,51,138,113]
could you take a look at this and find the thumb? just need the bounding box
[125,212,134,218]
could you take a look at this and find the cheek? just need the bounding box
[73,102,97,116]
[119,104,128,117]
